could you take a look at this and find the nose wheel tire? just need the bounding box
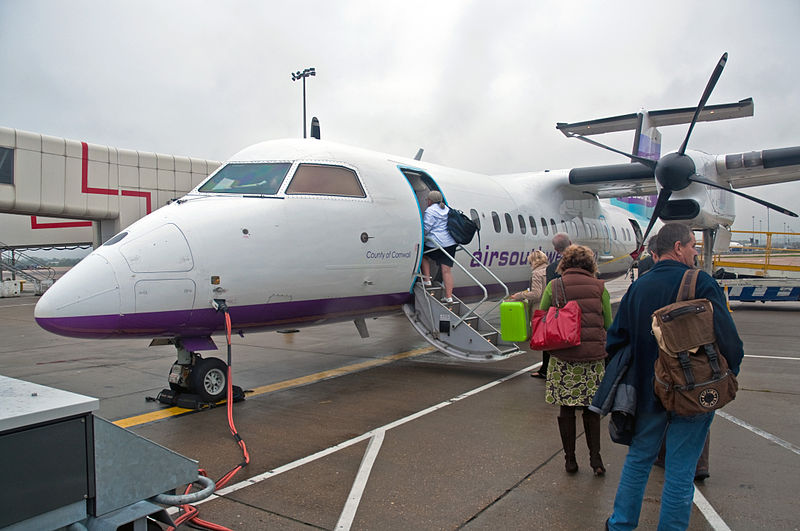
[189,356,228,402]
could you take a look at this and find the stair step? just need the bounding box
[481,331,498,345]
[497,345,521,356]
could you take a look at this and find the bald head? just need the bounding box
[552,233,572,253]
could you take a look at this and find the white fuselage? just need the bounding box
[34,139,640,342]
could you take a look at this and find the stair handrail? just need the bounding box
[0,244,57,281]
[423,241,510,329]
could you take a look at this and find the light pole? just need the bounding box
[291,67,316,138]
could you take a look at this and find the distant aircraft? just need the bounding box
[32,53,800,402]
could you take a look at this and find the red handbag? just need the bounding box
[530,279,582,350]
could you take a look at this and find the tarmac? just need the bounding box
[1,278,799,530]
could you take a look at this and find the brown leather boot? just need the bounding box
[583,410,606,476]
[557,414,578,474]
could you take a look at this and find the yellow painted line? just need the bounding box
[114,406,195,428]
[113,346,435,429]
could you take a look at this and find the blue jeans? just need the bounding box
[607,410,714,530]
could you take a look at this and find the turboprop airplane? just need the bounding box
[32,53,800,402]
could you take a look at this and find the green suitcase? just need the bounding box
[500,300,530,342]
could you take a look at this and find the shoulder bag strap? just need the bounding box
[556,277,568,308]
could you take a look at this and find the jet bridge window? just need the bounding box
[198,162,291,195]
[286,164,366,197]
[0,146,13,185]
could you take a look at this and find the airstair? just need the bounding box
[402,243,522,362]
[0,243,56,295]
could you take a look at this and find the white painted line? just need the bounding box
[0,302,36,307]
[198,363,540,505]
[743,354,799,360]
[693,487,732,531]
[717,411,800,456]
[190,359,742,531]
[336,430,386,531]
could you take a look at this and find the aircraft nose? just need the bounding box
[35,253,122,337]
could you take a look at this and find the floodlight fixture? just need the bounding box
[291,67,316,138]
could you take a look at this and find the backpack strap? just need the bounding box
[703,343,725,380]
[677,351,696,390]
[677,269,700,301]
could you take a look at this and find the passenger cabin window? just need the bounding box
[529,216,538,235]
[541,217,548,236]
[518,215,527,234]
[198,162,291,195]
[470,209,481,230]
[491,211,502,233]
[612,226,617,240]
[505,213,514,234]
[550,219,557,234]
[286,164,366,197]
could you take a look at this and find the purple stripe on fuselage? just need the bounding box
[35,283,517,340]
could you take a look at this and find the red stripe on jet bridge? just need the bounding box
[81,142,119,196]
[30,216,93,229]
[121,190,152,214]
[80,140,155,214]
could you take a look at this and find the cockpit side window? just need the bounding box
[286,164,366,197]
[198,162,291,195]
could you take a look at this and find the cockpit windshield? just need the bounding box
[198,162,292,195]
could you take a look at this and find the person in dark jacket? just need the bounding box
[636,235,659,275]
[532,232,572,379]
[539,244,612,475]
[605,223,744,530]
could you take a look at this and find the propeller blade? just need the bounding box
[631,188,673,259]
[688,174,799,217]
[564,132,657,168]
[678,52,728,155]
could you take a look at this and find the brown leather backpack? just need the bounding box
[651,269,738,416]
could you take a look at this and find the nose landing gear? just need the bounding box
[157,343,244,409]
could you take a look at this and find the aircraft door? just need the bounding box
[399,168,441,283]
[629,218,643,247]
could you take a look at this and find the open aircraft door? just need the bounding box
[398,167,443,288]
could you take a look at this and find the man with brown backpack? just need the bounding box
[604,223,744,530]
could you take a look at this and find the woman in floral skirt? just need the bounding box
[538,244,611,475]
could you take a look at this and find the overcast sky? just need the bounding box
[2,0,799,236]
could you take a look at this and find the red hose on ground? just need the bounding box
[167,310,249,531]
